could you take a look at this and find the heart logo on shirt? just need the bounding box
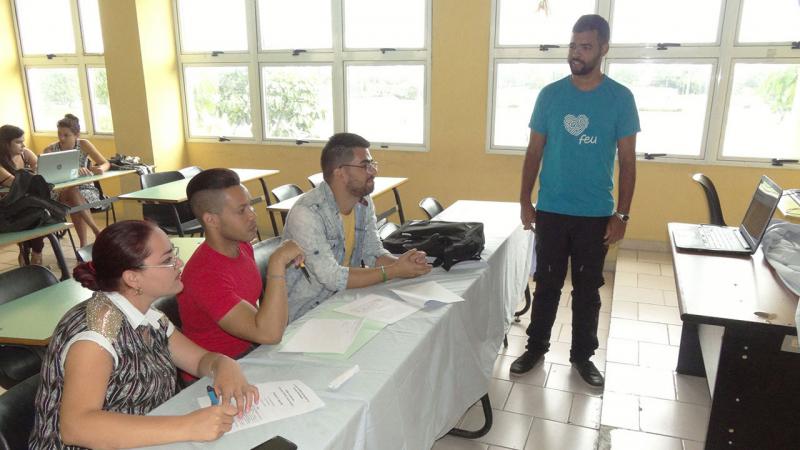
[563,114,589,136]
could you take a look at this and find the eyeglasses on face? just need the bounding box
[339,160,379,171]
[139,246,181,269]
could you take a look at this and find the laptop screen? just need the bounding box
[740,176,782,247]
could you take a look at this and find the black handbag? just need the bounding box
[382,220,485,271]
[0,170,69,233]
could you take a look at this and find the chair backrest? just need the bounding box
[378,221,400,240]
[418,197,444,220]
[76,243,93,263]
[140,171,184,189]
[691,173,726,226]
[252,237,282,294]
[152,295,182,329]
[271,184,304,204]
[307,172,324,188]
[178,166,202,179]
[0,373,40,450]
[0,265,59,306]
[140,171,198,229]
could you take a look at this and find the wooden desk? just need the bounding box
[0,237,203,346]
[119,168,279,236]
[669,222,800,449]
[0,223,75,280]
[268,176,409,227]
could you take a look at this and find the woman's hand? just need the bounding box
[78,167,93,176]
[89,165,104,175]
[211,356,259,416]
[183,404,237,442]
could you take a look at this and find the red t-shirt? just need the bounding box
[178,241,262,358]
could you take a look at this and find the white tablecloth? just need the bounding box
[142,201,533,450]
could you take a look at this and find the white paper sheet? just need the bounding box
[197,380,324,433]
[335,294,420,324]
[278,318,363,353]
[390,280,465,308]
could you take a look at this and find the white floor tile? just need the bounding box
[507,319,529,337]
[598,312,611,330]
[611,301,638,320]
[605,338,638,365]
[488,378,514,410]
[660,264,675,277]
[569,394,603,429]
[504,384,573,423]
[637,250,673,265]
[614,271,638,287]
[663,291,679,307]
[524,419,599,450]
[637,274,677,291]
[674,374,711,407]
[682,439,705,450]
[553,307,572,325]
[638,342,679,370]
[543,341,572,366]
[499,334,528,358]
[639,397,710,441]
[598,427,684,450]
[615,259,661,275]
[613,285,665,305]
[599,391,640,430]
[604,362,676,400]
[557,324,571,343]
[459,407,532,450]
[609,318,669,345]
[545,363,604,397]
[638,304,682,326]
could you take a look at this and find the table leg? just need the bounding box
[392,188,406,224]
[259,178,280,237]
[45,233,71,280]
[170,205,184,237]
[448,393,493,439]
[676,321,706,376]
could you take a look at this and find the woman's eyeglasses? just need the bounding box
[139,246,181,269]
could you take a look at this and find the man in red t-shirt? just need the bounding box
[178,168,303,359]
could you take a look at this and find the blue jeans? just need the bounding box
[525,210,609,362]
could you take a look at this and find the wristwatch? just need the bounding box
[614,211,630,223]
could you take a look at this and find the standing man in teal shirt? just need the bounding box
[512,14,639,387]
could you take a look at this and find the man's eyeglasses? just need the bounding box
[139,246,181,270]
[340,160,379,172]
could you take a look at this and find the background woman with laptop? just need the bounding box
[43,114,110,248]
[0,124,45,266]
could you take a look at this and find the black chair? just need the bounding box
[692,173,726,226]
[378,221,400,240]
[178,166,202,178]
[83,159,117,226]
[140,171,203,237]
[253,237,283,298]
[0,266,58,389]
[152,295,182,329]
[0,373,40,450]
[271,184,304,229]
[418,197,444,220]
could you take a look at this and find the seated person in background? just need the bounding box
[178,168,304,361]
[283,132,432,322]
[0,124,45,266]
[29,220,257,449]
[43,114,110,248]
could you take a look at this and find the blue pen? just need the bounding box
[206,385,219,406]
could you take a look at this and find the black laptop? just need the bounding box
[672,175,782,255]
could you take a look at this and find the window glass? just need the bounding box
[184,66,253,137]
[177,0,247,53]
[493,63,567,148]
[78,0,103,54]
[738,0,800,44]
[722,63,800,160]
[612,0,723,44]
[258,0,332,50]
[346,65,425,144]
[15,0,75,55]
[87,67,113,133]
[262,65,333,140]
[497,0,595,46]
[344,0,425,49]
[26,67,82,132]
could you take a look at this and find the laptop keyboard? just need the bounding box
[699,227,741,250]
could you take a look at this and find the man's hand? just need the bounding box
[520,202,536,230]
[604,216,627,245]
[393,249,432,278]
[272,239,304,269]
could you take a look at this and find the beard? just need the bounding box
[346,177,375,198]
[569,56,599,76]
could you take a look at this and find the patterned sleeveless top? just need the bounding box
[29,292,178,450]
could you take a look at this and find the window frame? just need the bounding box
[11,0,112,137]
[173,0,432,151]
[486,0,800,169]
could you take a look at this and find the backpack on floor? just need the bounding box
[0,170,69,233]
[382,220,485,271]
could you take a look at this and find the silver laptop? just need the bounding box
[672,175,782,255]
[37,150,81,184]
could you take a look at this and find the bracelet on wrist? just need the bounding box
[267,273,286,279]
[380,265,387,283]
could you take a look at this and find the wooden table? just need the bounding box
[119,168,279,236]
[268,176,409,229]
[0,223,75,280]
[669,222,800,449]
[0,237,203,346]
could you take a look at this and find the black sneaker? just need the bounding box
[572,360,604,387]
[510,351,545,375]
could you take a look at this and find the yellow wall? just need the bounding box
[0,0,27,134]
[3,0,798,242]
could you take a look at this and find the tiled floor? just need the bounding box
[432,249,711,450]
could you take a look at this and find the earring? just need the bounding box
[135,287,143,296]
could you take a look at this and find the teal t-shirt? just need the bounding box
[529,75,640,217]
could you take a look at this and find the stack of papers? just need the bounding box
[390,280,465,308]
[335,293,419,324]
[197,380,324,433]
[279,318,363,354]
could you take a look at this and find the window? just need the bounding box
[13,0,112,134]
[487,0,800,166]
[175,0,431,148]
